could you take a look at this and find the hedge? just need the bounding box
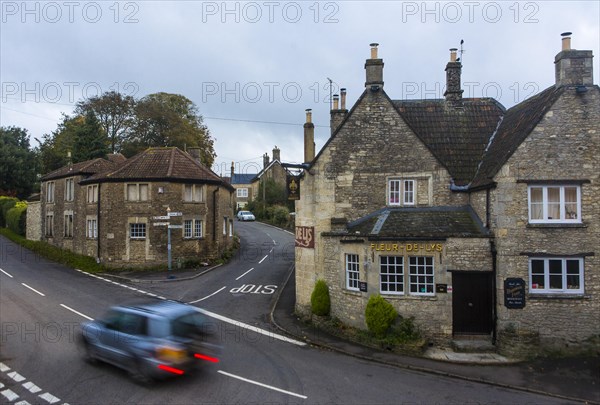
[311,279,331,316]
[0,196,18,227]
[6,201,27,236]
[365,294,398,338]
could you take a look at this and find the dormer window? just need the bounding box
[388,179,415,206]
[528,185,581,223]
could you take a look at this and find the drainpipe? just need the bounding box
[213,187,219,241]
[490,239,498,345]
[97,183,101,263]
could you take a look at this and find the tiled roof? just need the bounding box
[393,98,504,186]
[81,147,232,189]
[471,86,564,188]
[41,158,116,181]
[231,173,256,184]
[345,206,489,239]
[106,153,127,164]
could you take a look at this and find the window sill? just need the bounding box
[529,293,588,300]
[343,289,362,297]
[527,223,587,229]
[382,294,438,300]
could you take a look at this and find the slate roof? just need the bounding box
[80,147,233,190]
[231,173,256,184]
[344,206,489,239]
[393,98,504,186]
[41,158,117,181]
[471,86,565,188]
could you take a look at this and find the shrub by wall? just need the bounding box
[365,294,398,338]
[0,196,18,227]
[6,201,27,236]
[311,279,331,316]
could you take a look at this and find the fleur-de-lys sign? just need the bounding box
[287,175,300,200]
[295,226,314,248]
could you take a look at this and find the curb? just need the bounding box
[96,264,223,284]
[269,266,596,405]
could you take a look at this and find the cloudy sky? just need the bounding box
[1,1,598,176]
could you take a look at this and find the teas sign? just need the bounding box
[504,278,526,309]
[295,226,314,248]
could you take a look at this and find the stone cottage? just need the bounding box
[295,34,599,355]
[36,147,235,267]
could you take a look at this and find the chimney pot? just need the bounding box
[561,32,572,51]
[304,109,315,163]
[340,88,347,110]
[305,108,312,123]
[333,94,339,110]
[370,43,379,59]
[449,48,458,62]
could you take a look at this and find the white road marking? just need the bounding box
[235,267,254,280]
[0,362,10,372]
[258,255,268,264]
[8,371,25,382]
[39,392,60,404]
[1,389,19,402]
[0,383,3,389]
[196,308,306,347]
[15,400,32,405]
[218,370,307,399]
[60,304,93,321]
[188,286,226,304]
[23,381,42,393]
[0,268,13,278]
[21,283,45,296]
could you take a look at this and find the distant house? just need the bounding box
[251,146,288,204]
[34,148,235,267]
[230,171,256,210]
[295,35,599,356]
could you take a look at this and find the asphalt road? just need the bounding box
[0,223,578,404]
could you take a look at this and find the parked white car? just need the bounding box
[237,211,256,221]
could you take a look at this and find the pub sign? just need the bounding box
[504,278,526,309]
[295,226,314,248]
[287,175,300,200]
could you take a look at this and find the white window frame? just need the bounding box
[46,182,55,203]
[45,213,54,237]
[129,223,146,239]
[223,217,227,236]
[184,184,204,202]
[126,183,149,202]
[64,212,73,238]
[236,188,248,198]
[528,185,581,224]
[229,219,233,237]
[388,179,416,206]
[408,256,434,296]
[65,178,75,202]
[194,219,203,238]
[529,257,584,295]
[184,219,193,238]
[86,218,97,239]
[380,256,404,295]
[345,253,360,291]
[87,185,98,203]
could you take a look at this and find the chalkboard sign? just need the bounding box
[359,282,368,292]
[504,278,526,309]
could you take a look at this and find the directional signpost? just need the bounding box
[151,208,184,276]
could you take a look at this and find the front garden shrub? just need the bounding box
[311,279,331,316]
[0,196,18,227]
[365,294,397,338]
[6,201,27,236]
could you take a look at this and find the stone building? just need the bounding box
[295,34,599,355]
[35,147,235,267]
[251,146,288,202]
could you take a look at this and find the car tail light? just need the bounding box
[158,364,185,375]
[156,346,187,363]
[194,353,219,363]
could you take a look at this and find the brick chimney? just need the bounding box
[365,43,384,90]
[555,32,594,87]
[444,48,463,102]
[263,153,270,168]
[272,146,280,162]
[230,161,234,178]
[330,88,349,134]
[187,147,203,165]
[304,109,315,164]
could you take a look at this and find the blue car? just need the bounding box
[80,299,220,383]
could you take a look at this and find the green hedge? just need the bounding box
[0,196,18,227]
[311,279,331,316]
[6,201,27,236]
[365,294,398,338]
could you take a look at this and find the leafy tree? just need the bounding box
[0,126,38,199]
[127,92,215,166]
[75,91,135,154]
[72,111,109,163]
[38,114,79,173]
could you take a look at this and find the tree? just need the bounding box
[126,92,216,166]
[75,91,135,154]
[72,111,109,163]
[0,126,38,199]
[38,114,79,173]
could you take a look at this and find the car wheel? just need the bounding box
[129,358,153,386]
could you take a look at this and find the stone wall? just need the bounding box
[25,201,41,241]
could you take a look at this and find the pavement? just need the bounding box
[105,266,600,404]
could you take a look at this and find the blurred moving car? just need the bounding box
[237,210,256,221]
[80,299,220,383]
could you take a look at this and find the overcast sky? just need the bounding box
[1,1,598,176]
